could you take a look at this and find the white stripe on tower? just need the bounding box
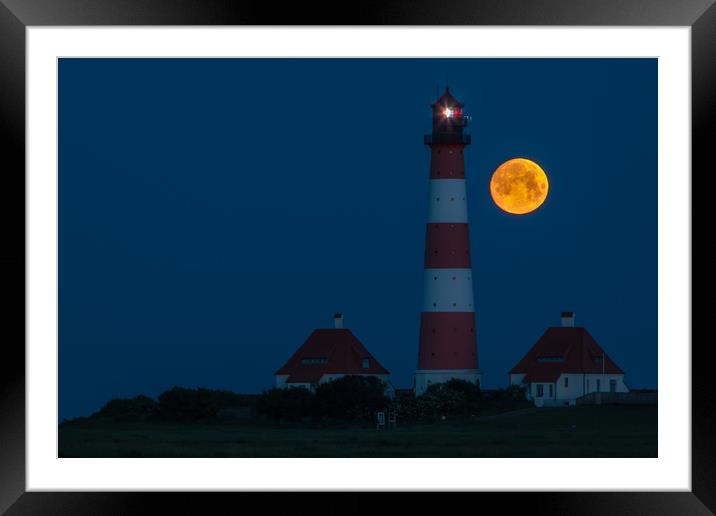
[427,179,468,223]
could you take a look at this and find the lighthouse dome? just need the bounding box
[432,86,464,110]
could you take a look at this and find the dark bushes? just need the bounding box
[313,376,389,423]
[390,381,530,422]
[255,376,390,424]
[91,395,158,421]
[254,386,314,422]
[156,387,256,421]
[90,387,255,422]
[156,387,220,421]
[390,379,479,422]
[84,381,529,425]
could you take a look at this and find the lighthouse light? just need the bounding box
[443,107,453,118]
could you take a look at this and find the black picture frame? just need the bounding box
[0,1,708,514]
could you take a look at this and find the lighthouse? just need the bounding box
[414,86,482,395]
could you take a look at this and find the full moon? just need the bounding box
[490,158,549,215]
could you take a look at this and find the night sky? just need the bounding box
[59,58,657,419]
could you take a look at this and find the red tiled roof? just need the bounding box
[509,327,623,383]
[275,329,389,383]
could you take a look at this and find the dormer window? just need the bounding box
[301,357,328,365]
[536,356,565,363]
[362,358,370,369]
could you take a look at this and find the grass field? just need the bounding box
[58,405,657,458]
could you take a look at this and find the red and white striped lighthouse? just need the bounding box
[415,86,482,395]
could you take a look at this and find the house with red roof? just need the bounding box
[275,314,393,396]
[509,312,629,407]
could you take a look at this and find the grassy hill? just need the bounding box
[59,404,657,458]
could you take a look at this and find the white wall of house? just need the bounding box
[522,373,629,406]
[285,382,313,390]
[317,373,389,385]
[555,374,585,401]
[527,382,557,407]
[582,374,629,394]
[277,373,393,396]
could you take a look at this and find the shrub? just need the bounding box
[441,379,482,408]
[156,387,218,421]
[313,376,389,423]
[390,390,420,422]
[91,395,158,421]
[198,388,253,410]
[505,384,527,401]
[255,387,314,422]
[417,383,469,419]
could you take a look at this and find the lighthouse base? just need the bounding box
[414,369,482,396]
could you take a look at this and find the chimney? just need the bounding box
[333,313,344,329]
[561,311,575,327]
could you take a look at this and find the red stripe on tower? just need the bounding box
[415,86,482,395]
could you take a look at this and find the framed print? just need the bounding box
[1,0,709,514]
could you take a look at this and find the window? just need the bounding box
[564,377,569,388]
[362,358,370,369]
[536,356,565,363]
[301,357,328,365]
[596,379,601,392]
[610,379,617,392]
[536,384,544,397]
[548,384,553,397]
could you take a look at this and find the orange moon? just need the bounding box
[490,158,549,215]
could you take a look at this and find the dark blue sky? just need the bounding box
[59,58,657,419]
